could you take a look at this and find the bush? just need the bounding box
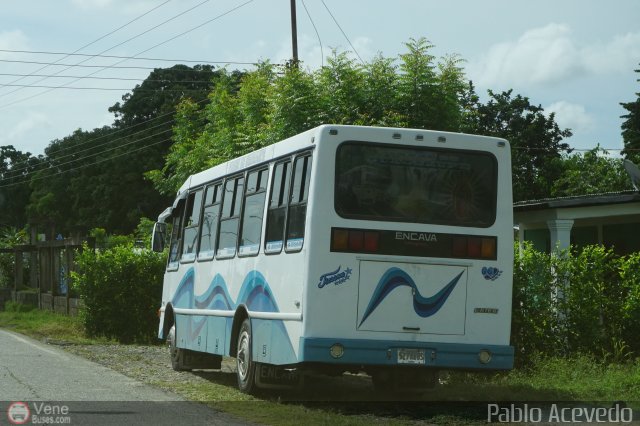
[72,244,166,344]
[512,243,640,366]
[4,301,36,313]
[512,243,567,365]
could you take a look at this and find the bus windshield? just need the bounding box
[335,142,497,228]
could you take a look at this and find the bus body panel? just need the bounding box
[303,126,513,370]
[157,125,514,374]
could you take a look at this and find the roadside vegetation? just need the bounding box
[1,306,638,424]
[0,39,639,425]
[2,239,640,425]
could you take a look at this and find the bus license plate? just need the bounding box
[397,348,425,365]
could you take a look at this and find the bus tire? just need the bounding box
[168,325,191,371]
[236,318,258,394]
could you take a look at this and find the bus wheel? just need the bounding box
[236,318,258,394]
[168,325,191,371]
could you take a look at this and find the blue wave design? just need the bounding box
[194,274,233,310]
[169,268,296,362]
[237,270,279,313]
[172,268,195,309]
[359,268,465,327]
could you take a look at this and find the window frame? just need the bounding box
[180,188,204,264]
[334,141,498,228]
[264,159,292,255]
[216,175,244,260]
[284,153,312,253]
[238,167,269,258]
[167,198,186,271]
[197,182,222,262]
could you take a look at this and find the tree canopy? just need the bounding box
[0,40,636,237]
[621,65,640,164]
[551,146,632,197]
[26,65,224,234]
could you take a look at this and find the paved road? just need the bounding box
[0,329,252,425]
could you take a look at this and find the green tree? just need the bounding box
[621,65,640,163]
[552,146,633,197]
[462,88,572,201]
[27,65,223,234]
[360,54,405,127]
[0,146,42,228]
[149,41,470,195]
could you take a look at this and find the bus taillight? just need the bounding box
[332,229,349,250]
[452,236,496,259]
[363,231,379,252]
[332,228,380,253]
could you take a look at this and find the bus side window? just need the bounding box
[217,176,244,259]
[181,189,203,262]
[239,168,268,256]
[168,200,185,268]
[286,155,311,252]
[198,183,221,260]
[265,161,291,254]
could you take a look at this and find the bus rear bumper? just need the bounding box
[299,337,514,370]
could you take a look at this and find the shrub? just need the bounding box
[512,243,640,366]
[512,243,568,365]
[72,244,166,344]
[619,252,640,354]
[4,301,36,313]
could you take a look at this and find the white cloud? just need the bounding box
[582,32,640,74]
[71,0,113,9]
[0,30,29,54]
[546,101,595,134]
[0,113,52,149]
[470,23,640,88]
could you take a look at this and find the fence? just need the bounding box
[0,237,93,316]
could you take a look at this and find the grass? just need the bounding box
[0,301,112,345]
[1,305,639,425]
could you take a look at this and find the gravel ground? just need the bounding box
[61,342,240,393]
[58,341,377,401]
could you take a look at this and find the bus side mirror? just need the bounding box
[151,222,167,252]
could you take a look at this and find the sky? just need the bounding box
[1,0,639,157]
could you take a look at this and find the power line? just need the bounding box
[5,95,212,174]
[0,136,174,189]
[0,0,255,110]
[0,50,262,66]
[320,0,364,65]
[0,0,173,94]
[7,119,176,176]
[0,83,212,92]
[0,59,217,71]
[134,0,256,58]
[0,0,212,105]
[300,0,324,67]
[0,0,175,98]
[0,72,216,84]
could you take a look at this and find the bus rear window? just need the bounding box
[335,142,497,228]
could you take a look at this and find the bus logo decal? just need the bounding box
[395,231,438,242]
[318,266,353,288]
[482,267,502,281]
[359,268,464,326]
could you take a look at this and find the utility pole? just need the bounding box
[290,0,299,65]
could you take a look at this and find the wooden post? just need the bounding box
[14,249,23,291]
[30,227,38,289]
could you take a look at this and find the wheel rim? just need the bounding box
[168,326,178,362]
[237,330,250,381]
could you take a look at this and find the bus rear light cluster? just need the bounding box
[452,236,496,259]
[331,227,497,260]
[332,228,380,253]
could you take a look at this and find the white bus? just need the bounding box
[152,124,514,393]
